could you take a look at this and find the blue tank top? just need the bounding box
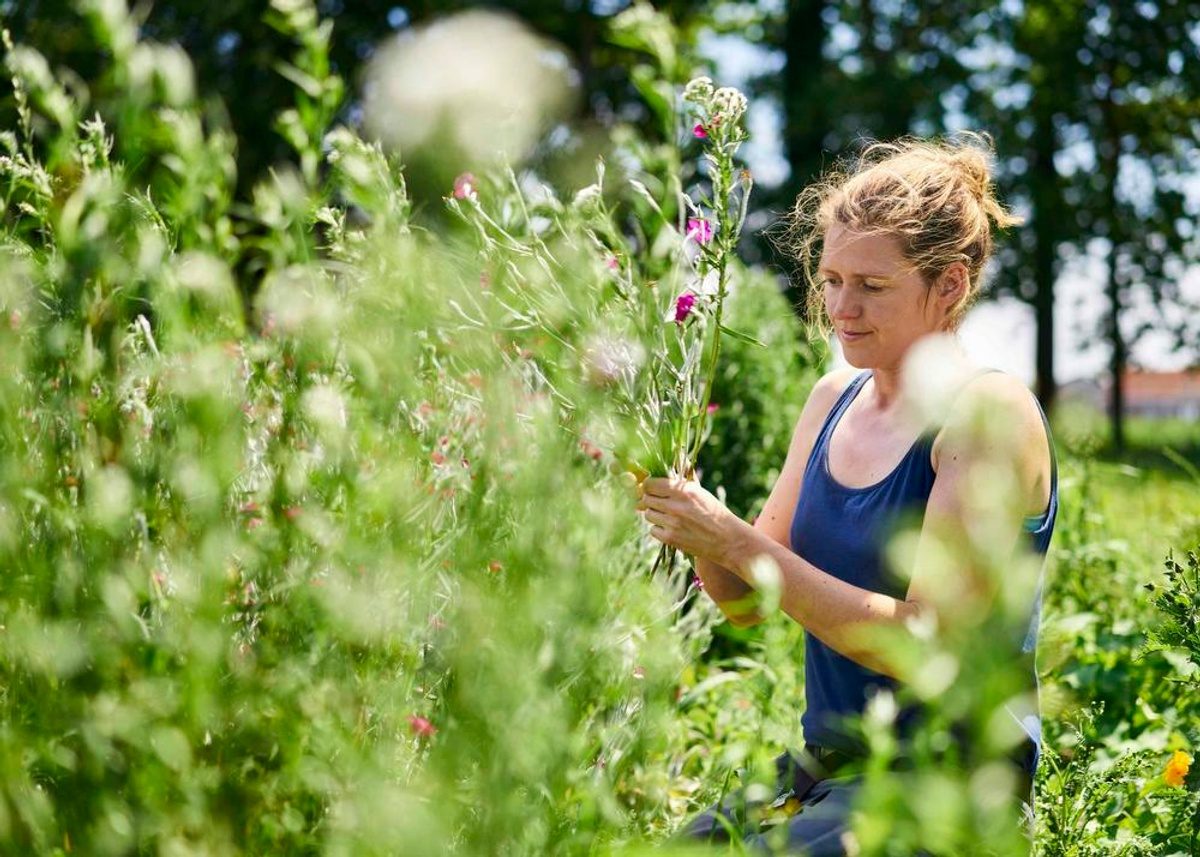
[789,369,1059,757]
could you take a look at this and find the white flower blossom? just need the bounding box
[682,76,714,104]
[711,86,748,121]
[572,183,602,212]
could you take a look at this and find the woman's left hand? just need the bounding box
[635,475,746,565]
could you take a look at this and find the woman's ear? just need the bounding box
[937,263,969,307]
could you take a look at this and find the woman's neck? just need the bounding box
[867,367,904,411]
[866,334,973,417]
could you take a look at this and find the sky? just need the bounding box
[701,30,1200,386]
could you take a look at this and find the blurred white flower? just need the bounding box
[911,651,960,699]
[255,265,342,339]
[864,688,898,727]
[173,251,236,304]
[87,465,134,532]
[900,333,975,427]
[363,10,575,166]
[572,183,601,212]
[747,554,781,615]
[583,333,645,387]
[303,385,348,434]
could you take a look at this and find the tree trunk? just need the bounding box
[1101,92,1126,452]
[782,0,828,188]
[1106,241,1126,452]
[1030,90,1058,411]
[779,0,828,316]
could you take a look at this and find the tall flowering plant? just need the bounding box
[612,76,756,476]
[622,76,756,576]
[674,76,755,475]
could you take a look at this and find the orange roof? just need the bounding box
[1119,369,1200,402]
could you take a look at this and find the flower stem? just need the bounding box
[686,156,734,473]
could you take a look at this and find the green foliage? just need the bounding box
[1,1,1198,855]
[1145,551,1200,678]
[0,2,821,853]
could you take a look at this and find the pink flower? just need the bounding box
[686,218,713,244]
[453,172,478,201]
[408,714,437,738]
[606,255,620,270]
[707,403,719,414]
[693,122,707,139]
[674,291,697,323]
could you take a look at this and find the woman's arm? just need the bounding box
[692,555,757,626]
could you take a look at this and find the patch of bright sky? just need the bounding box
[696,31,790,188]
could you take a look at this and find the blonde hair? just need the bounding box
[776,131,1023,334]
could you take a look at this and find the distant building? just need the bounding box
[1108,369,1200,419]
[1057,370,1200,419]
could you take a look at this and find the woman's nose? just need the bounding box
[827,289,861,320]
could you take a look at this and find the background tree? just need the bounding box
[2,0,719,196]
[987,0,1200,444]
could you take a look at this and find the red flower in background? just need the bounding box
[408,714,437,738]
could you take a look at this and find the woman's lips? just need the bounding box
[838,329,870,342]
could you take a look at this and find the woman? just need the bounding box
[636,135,1058,853]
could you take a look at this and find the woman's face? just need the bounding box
[818,223,959,370]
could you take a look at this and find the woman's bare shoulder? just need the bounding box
[794,366,860,427]
[932,369,1051,510]
[786,367,861,461]
[808,366,862,413]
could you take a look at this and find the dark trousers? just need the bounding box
[676,741,1036,855]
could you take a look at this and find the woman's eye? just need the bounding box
[863,283,883,293]
[821,278,841,288]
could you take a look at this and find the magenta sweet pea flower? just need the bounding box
[674,291,697,323]
[686,217,714,244]
[693,122,708,139]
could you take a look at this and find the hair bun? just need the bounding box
[949,147,990,199]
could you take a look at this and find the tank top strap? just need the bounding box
[812,370,872,455]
